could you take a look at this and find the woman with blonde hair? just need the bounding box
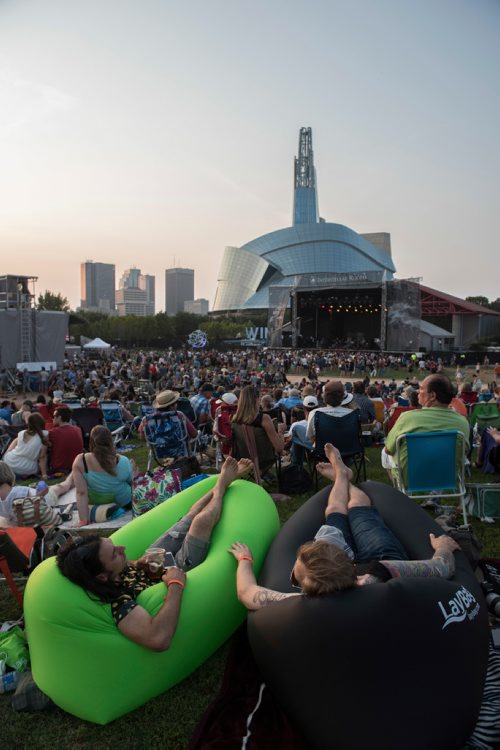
[4,412,49,479]
[232,386,285,481]
[233,386,285,453]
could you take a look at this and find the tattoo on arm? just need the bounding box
[252,588,296,607]
[380,550,455,580]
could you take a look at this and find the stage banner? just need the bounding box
[267,287,292,347]
[293,270,384,289]
[386,280,421,351]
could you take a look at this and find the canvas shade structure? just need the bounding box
[83,337,111,349]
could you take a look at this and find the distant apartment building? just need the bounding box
[184,298,209,316]
[165,268,194,316]
[116,268,155,316]
[80,262,115,312]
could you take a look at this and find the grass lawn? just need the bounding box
[288,364,498,387]
[1,440,499,749]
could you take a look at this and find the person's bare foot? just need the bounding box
[316,462,335,482]
[236,458,253,479]
[219,456,240,484]
[324,443,353,482]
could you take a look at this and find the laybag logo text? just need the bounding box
[438,586,480,629]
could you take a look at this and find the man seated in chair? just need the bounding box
[57,457,252,651]
[139,390,198,444]
[229,444,459,609]
[352,381,375,425]
[382,374,470,478]
[286,396,318,467]
[305,380,358,448]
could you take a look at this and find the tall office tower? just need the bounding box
[293,126,319,225]
[80,261,116,312]
[116,268,155,316]
[142,274,155,312]
[165,268,194,316]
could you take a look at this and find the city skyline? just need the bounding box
[1,1,499,311]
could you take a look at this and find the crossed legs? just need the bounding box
[152,457,253,569]
[317,444,371,518]
[317,443,407,562]
[187,457,252,543]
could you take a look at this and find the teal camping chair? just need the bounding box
[395,430,467,522]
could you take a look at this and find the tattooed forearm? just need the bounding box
[380,550,455,580]
[252,588,297,607]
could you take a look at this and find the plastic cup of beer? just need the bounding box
[145,547,165,580]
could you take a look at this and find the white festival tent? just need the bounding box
[83,337,111,349]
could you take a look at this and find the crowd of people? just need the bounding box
[0,342,498,750]
[0,348,498,524]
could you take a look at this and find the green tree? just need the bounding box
[465,295,490,308]
[37,290,70,312]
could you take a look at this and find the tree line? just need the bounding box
[36,290,267,347]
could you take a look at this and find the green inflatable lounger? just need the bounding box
[24,476,279,724]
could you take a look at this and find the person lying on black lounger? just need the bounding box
[229,443,460,609]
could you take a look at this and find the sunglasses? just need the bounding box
[290,564,302,591]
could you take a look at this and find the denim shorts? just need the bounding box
[151,514,209,572]
[324,507,407,562]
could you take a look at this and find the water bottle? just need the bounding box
[0,671,18,694]
[36,480,47,494]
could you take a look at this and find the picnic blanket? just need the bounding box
[187,626,305,750]
[55,488,132,530]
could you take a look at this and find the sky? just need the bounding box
[1,0,499,312]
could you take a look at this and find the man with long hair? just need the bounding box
[57,457,252,650]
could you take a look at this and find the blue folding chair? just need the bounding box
[142,411,191,471]
[99,401,128,446]
[395,430,467,522]
[63,400,83,410]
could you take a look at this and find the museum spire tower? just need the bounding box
[293,127,319,225]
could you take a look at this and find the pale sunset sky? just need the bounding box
[1,0,498,311]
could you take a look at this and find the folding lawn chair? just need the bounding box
[71,408,104,450]
[0,527,37,608]
[308,409,366,487]
[231,422,281,487]
[395,430,467,522]
[142,411,191,472]
[99,400,128,446]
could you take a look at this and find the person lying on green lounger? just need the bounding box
[57,457,252,650]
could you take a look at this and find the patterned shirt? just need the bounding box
[110,564,156,625]
[189,393,211,423]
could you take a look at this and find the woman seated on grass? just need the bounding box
[53,425,133,525]
[3,412,49,481]
[229,444,459,609]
